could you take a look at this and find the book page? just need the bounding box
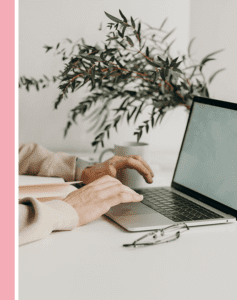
[19,175,79,202]
[19,175,65,186]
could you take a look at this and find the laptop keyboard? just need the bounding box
[135,188,223,222]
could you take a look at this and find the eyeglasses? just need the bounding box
[123,223,189,248]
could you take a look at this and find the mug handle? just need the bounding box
[99,148,115,163]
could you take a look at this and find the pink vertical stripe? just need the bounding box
[0,0,15,299]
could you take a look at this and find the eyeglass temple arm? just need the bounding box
[133,230,160,244]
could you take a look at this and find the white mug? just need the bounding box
[99,142,150,189]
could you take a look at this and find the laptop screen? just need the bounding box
[173,100,237,210]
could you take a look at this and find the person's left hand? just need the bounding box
[80,155,154,185]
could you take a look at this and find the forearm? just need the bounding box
[19,197,79,246]
[19,143,79,181]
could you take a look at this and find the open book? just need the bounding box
[19,175,81,202]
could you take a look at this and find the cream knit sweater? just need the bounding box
[19,143,80,246]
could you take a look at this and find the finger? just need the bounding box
[108,155,154,182]
[118,192,143,203]
[104,192,143,208]
[124,157,153,183]
[97,183,141,202]
[89,179,121,191]
[130,155,154,177]
[83,174,119,188]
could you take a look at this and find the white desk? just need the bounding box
[19,152,237,300]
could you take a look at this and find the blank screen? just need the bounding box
[174,102,237,210]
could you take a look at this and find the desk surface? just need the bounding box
[19,152,237,300]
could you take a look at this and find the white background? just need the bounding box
[19,0,237,154]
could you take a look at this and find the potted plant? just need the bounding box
[19,10,224,151]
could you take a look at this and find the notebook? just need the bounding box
[106,96,237,231]
[19,175,80,202]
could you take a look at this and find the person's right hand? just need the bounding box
[63,175,143,227]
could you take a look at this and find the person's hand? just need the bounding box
[63,175,144,226]
[80,155,154,185]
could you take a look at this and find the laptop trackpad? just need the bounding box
[106,202,173,230]
[108,202,161,216]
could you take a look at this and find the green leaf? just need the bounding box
[71,80,76,92]
[159,18,167,30]
[164,67,169,77]
[116,40,126,49]
[104,123,111,131]
[125,90,136,96]
[173,68,183,74]
[91,141,99,146]
[106,36,119,41]
[104,11,123,23]
[157,56,165,62]
[150,72,156,83]
[127,107,137,124]
[137,130,142,142]
[202,49,224,60]
[208,68,225,84]
[170,57,179,67]
[122,25,127,37]
[200,57,215,65]
[95,132,104,141]
[131,16,135,28]
[181,81,189,90]
[80,54,103,62]
[137,22,141,34]
[64,121,72,138]
[196,78,202,86]
[146,58,162,68]
[162,28,176,43]
[43,45,53,52]
[118,30,123,38]
[119,9,127,22]
[91,67,95,83]
[145,123,149,133]
[100,52,105,60]
[113,115,121,131]
[125,36,134,46]
[115,58,124,69]
[65,38,72,43]
[154,71,159,82]
[200,58,215,71]
[133,30,139,41]
[188,37,195,57]
[160,68,166,81]
[146,47,149,57]
[43,75,49,81]
[134,102,144,122]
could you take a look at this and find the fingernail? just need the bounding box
[136,194,143,199]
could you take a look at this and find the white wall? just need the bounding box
[190,0,237,103]
[19,0,191,153]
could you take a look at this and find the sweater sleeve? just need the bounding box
[19,143,78,182]
[19,197,79,246]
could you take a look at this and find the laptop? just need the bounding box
[106,96,237,231]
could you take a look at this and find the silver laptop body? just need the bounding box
[106,96,237,231]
